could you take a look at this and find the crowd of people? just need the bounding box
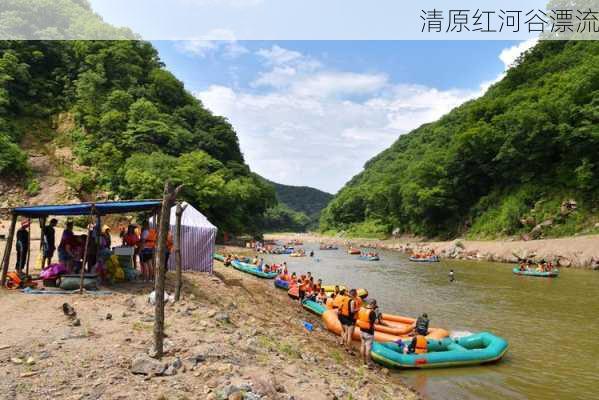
[518,259,556,272]
[14,217,173,282]
[276,266,431,368]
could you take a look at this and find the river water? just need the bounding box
[262,242,599,400]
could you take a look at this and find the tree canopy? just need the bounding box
[321,41,599,239]
[0,40,274,234]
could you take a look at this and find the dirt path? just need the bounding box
[265,233,599,269]
[0,261,418,400]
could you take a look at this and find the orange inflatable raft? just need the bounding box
[321,308,449,342]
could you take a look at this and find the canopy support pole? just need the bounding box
[1,213,18,286]
[174,202,187,301]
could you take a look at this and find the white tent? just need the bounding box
[153,202,217,273]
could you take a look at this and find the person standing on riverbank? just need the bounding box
[358,299,380,368]
[42,218,58,268]
[15,219,30,274]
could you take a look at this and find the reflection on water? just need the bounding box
[264,242,599,400]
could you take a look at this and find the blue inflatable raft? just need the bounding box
[274,278,290,289]
[231,260,278,279]
[371,332,508,369]
[512,267,559,278]
[408,255,440,263]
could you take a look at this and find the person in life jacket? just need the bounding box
[408,335,428,354]
[357,298,382,367]
[316,288,327,304]
[411,313,430,336]
[299,275,309,302]
[352,290,363,322]
[338,289,358,353]
[140,221,158,281]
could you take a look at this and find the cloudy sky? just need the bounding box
[151,39,536,193]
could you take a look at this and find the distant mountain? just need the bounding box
[268,180,333,219]
[261,179,333,232]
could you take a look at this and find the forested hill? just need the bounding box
[269,180,333,218]
[0,40,275,235]
[321,40,599,239]
[261,179,333,232]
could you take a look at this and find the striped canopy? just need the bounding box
[152,202,217,273]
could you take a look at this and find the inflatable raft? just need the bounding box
[321,309,449,343]
[408,255,440,263]
[319,245,338,250]
[322,286,368,299]
[289,252,306,257]
[231,260,278,279]
[358,255,380,261]
[512,267,559,278]
[371,332,508,369]
[213,253,225,262]
[274,278,290,290]
[288,285,299,299]
[348,248,361,255]
[302,299,327,316]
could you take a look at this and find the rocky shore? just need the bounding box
[0,254,418,400]
[265,233,599,269]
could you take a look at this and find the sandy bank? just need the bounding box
[265,233,599,269]
[0,255,417,400]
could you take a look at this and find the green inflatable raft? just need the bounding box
[371,331,508,369]
[301,299,327,316]
[213,253,225,262]
[512,267,559,278]
[231,260,278,279]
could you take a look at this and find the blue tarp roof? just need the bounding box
[12,200,162,217]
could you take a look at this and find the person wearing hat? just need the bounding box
[15,219,30,273]
[42,218,58,268]
[356,298,382,368]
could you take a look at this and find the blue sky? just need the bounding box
[149,39,536,193]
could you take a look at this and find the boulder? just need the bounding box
[130,353,166,376]
[557,257,571,268]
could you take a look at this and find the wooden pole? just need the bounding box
[174,202,187,301]
[79,209,94,293]
[1,213,18,286]
[153,182,182,358]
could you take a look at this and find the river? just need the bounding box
[262,242,599,400]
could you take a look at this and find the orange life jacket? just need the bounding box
[353,297,363,320]
[144,229,158,249]
[339,295,354,318]
[332,294,345,309]
[356,307,374,331]
[326,297,335,309]
[415,335,428,354]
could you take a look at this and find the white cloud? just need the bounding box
[256,45,304,66]
[197,81,476,192]
[291,72,388,98]
[176,29,248,58]
[479,38,538,94]
[499,38,538,69]
[195,42,530,192]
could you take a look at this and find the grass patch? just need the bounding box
[330,349,343,364]
[256,335,301,359]
[132,321,153,332]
